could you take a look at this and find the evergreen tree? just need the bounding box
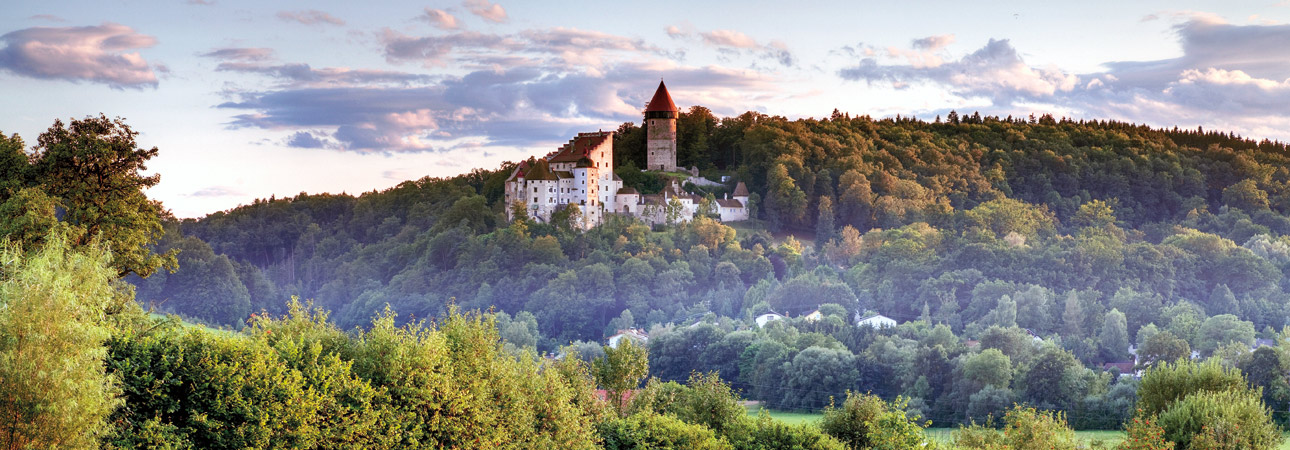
[1100,308,1130,362]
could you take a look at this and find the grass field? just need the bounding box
[743,404,823,425]
[741,408,1290,450]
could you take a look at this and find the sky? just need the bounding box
[2,1,1290,218]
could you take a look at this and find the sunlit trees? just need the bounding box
[29,115,177,277]
[0,235,120,450]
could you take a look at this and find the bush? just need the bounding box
[1136,359,1245,417]
[1155,389,1282,450]
[628,372,746,435]
[735,410,846,450]
[1117,414,1174,450]
[597,413,732,450]
[819,392,935,450]
[953,405,1075,450]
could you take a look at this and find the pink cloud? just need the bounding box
[423,9,460,30]
[464,0,507,23]
[0,22,159,88]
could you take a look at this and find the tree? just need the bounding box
[1100,308,1131,362]
[30,115,177,277]
[1197,314,1255,355]
[836,170,873,231]
[816,196,837,249]
[1240,346,1290,426]
[765,163,806,231]
[1061,291,1085,338]
[594,339,649,416]
[0,187,62,249]
[0,132,28,199]
[963,348,1013,388]
[1136,359,1246,417]
[1156,389,1282,450]
[0,233,121,450]
[1222,179,1270,211]
[1138,331,1191,369]
[1073,199,1117,229]
[1206,284,1239,316]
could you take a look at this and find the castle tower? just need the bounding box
[645,80,678,172]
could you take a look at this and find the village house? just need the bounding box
[606,328,649,349]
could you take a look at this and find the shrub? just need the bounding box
[1155,389,1281,450]
[820,392,934,450]
[1136,359,1244,417]
[1117,414,1174,450]
[597,413,732,450]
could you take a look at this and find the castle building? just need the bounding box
[504,131,622,228]
[504,82,749,229]
[645,80,678,172]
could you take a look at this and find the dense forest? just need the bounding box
[6,111,1290,448]
[126,108,1290,429]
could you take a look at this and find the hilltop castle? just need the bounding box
[504,81,749,228]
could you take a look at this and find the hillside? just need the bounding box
[132,110,1290,427]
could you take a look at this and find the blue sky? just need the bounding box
[2,1,1289,217]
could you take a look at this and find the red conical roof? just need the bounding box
[644,80,678,113]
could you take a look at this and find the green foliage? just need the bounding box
[736,410,847,450]
[1155,389,1282,450]
[628,372,746,435]
[952,406,1077,450]
[594,339,650,416]
[0,187,62,249]
[1118,414,1175,450]
[0,233,121,450]
[1195,314,1255,355]
[597,412,732,450]
[30,115,177,277]
[1135,359,1247,418]
[107,305,603,449]
[820,392,934,450]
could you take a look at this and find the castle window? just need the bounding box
[533,187,537,193]
[533,197,537,202]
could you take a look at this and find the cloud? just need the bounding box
[201,47,274,61]
[29,15,66,23]
[216,62,778,153]
[837,17,1290,141]
[188,186,245,197]
[187,0,215,4]
[377,27,670,71]
[668,28,795,67]
[276,10,345,26]
[0,22,159,88]
[422,9,460,30]
[215,61,431,87]
[379,29,519,66]
[285,131,332,148]
[464,0,507,23]
[911,34,955,51]
[701,30,759,49]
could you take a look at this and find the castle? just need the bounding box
[504,81,749,228]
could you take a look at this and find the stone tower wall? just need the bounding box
[646,117,676,171]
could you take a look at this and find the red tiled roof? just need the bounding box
[732,182,749,197]
[715,199,743,208]
[550,132,611,163]
[644,80,677,113]
[594,389,636,403]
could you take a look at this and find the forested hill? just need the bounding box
[136,110,1290,347]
